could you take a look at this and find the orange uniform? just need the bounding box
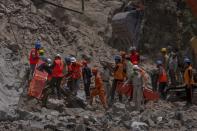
[90,74,107,108]
[114,63,124,80]
[184,65,194,86]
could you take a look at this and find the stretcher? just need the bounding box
[116,82,159,101]
[165,83,197,101]
[28,61,48,99]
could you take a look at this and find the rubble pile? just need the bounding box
[0,0,196,131]
[1,98,197,131]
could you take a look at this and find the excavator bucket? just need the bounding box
[28,61,48,99]
[111,11,139,50]
[186,0,197,17]
[117,82,159,101]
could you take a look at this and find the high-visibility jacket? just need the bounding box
[29,48,39,65]
[158,67,168,83]
[52,59,64,77]
[184,65,194,85]
[71,62,82,79]
[114,63,124,80]
[130,52,140,64]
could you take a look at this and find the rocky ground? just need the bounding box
[0,0,197,131]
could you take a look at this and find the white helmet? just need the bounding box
[46,58,52,64]
[133,65,140,70]
[70,57,77,63]
[55,54,61,58]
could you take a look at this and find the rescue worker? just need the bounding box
[101,62,111,102]
[132,65,144,111]
[82,60,92,99]
[168,52,178,86]
[64,57,72,91]
[90,67,108,110]
[184,58,194,106]
[70,57,82,95]
[37,58,52,75]
[120,51,127,79]
[38,48,47,62]
[129,46,140,65]
[29,41,41,79]
[156,60,168,99]
[42,55,64,107]
[161,48,169,70]
[50,54,64,99]
[110,55,124,103]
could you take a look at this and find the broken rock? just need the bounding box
[131,121,149,131]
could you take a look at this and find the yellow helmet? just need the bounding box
[161,48,167,52]
[39,49,45,55]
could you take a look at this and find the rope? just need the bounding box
[41,0,84,14]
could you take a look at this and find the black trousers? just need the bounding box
[84,80,91,97]
[49,77,63,99]
[111,79,123,102]
[42,77,62,107]
[185,86,193,104]
[159,82,167,99]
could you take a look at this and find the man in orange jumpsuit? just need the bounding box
[184,58,195,106]
[110,55,125,103]
[90,67,108,110]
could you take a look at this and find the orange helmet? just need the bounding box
[92,67,98,74]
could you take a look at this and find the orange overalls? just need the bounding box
[90,74,107,108]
